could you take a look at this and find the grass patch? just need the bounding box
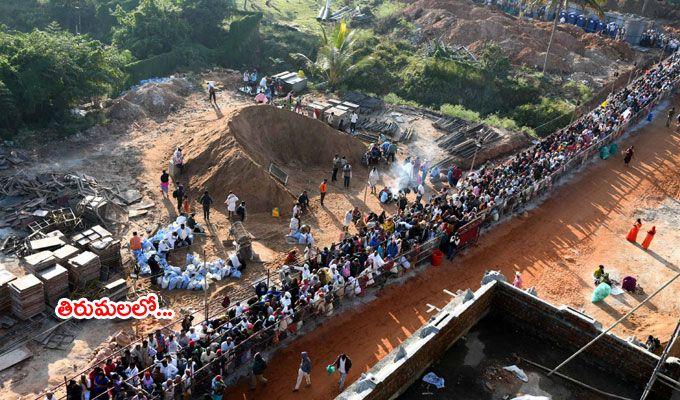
[374,1,406,19]
[440,104,481,122]
[383,92,420,107]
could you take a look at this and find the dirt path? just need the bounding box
[223,98,680,400]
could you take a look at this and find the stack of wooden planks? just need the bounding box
[0,269,17,313]
[22,250,57,274]
[36,264,69,307]
[66,251,101,289]
[9,274,45,320]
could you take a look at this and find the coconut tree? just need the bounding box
[296,20,359,90]
[541,0,605,74]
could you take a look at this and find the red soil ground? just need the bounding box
[224,98,680,400]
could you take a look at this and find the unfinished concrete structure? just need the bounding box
[338,279,680,400]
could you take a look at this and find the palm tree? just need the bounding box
[541,0,605,74]
[296,20,359,90]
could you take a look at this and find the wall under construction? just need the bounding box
[337,280,679,400]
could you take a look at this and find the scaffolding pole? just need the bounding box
[639,320,680,400]
[549,272,680,376]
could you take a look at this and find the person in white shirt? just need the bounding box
[350,111,359,133]
[178,224,192,245]
[368,167,380,194]
[158,238,173,255]
[289,215,300,235]
[220,337,235,353]
[172,147,184,175]
[333,353,353,390]
[125,363,140,386]
[187,328,200,342]
[167,335,180,354]
[160,359,178,380]
[225,192,239,220]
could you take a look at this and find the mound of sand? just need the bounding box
[182,105,367,213]
[106,77,193,121]
[404,0,634,76]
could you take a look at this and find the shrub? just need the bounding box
[383,93,419,107]
[512,97,574,137]
[440,104,481,122]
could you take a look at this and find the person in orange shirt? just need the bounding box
[182,197,191,215]
[626,218,642,242]
[130,232,142,255]
[319,178,328,207]
[641,226,656,250]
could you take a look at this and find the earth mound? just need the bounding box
[404,0,634,77]
[182,105,367,213]
[106,77,192,121]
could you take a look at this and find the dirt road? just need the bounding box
[224,99,680,400]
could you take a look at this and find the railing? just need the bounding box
[38,58,679,400]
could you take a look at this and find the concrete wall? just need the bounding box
[339,281,679,400]
[492,283,659,383]
[336,284,495,400]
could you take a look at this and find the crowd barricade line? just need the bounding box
[41,59,680,400]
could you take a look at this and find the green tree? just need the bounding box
[112,0,190,59]
[479,43,511,81]
[0,25,128,130]
[296,20,359,90]
[181,0,235,48]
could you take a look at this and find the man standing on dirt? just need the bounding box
[319,179,328,206]
[343,162,352,189]
[332,155,341,182]
[225,192,239,220]
[160,170,170,197]
[173,147,184,176]
[350,111,358,134]
[333,353,352,391]
[173,184,185,214]
[199,190,213,221]
[666,107,675,127]
[208,81,218,107]
[237,202,247,222]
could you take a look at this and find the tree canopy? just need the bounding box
[0,24,129,130]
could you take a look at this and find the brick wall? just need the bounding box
[338,284,495,400]
[491,283,678,399]
[338,281,679,400]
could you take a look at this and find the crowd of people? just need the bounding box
[63,51,680,400]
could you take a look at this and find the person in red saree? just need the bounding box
[626,218,642,242]
[641,226,656,250]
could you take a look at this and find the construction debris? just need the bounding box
[433,117,501,161]
[53,244,80,264]
[22,250,57,274]
[0,345,32,372]
[0,269,17,314]
[103,278,129,301]
[36,264,69,307]
[71,225,113,249]
[342,92,384,113]
[0,146,30,171]
[89,236,122,278]
[9,274,45,320]
[66,251,101,289]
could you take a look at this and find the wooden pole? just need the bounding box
[639,320,680,400]
[549,272,680,376]
[519,357,633,400]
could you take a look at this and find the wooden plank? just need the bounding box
[0,345,32,372]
